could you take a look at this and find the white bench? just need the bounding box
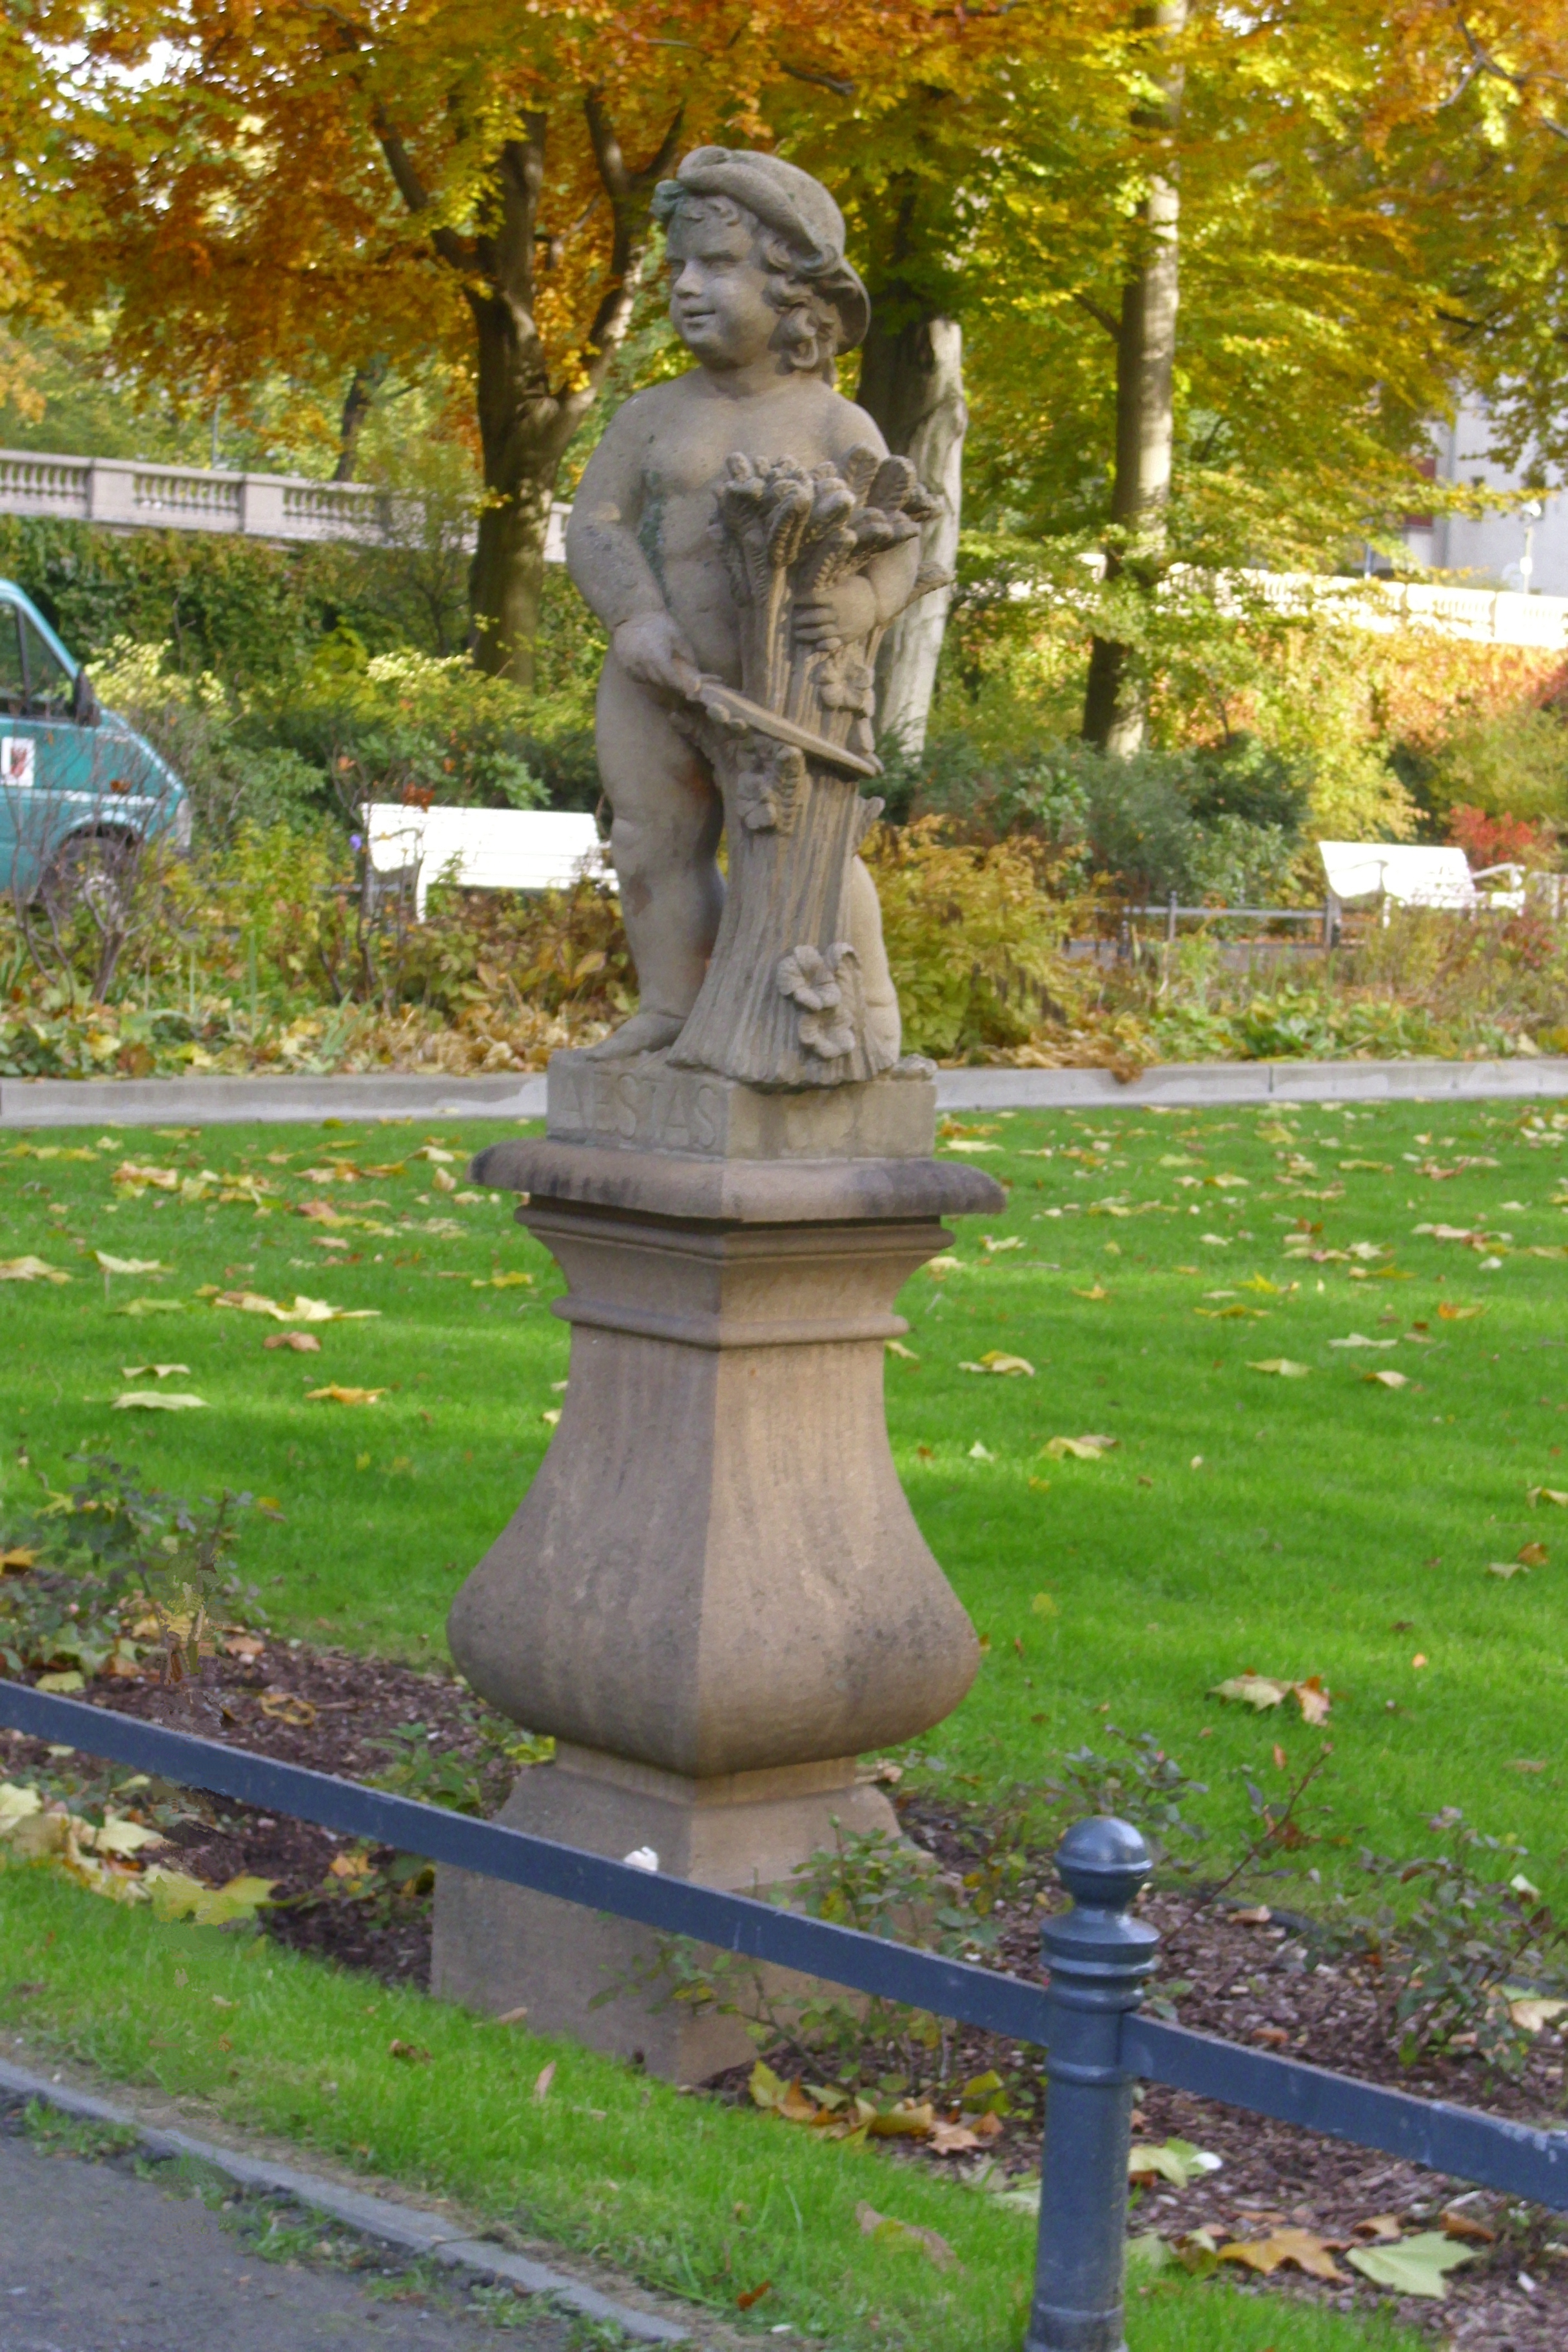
[362,804,612,920]
[1318,841,1528,925]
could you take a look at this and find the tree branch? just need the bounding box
[371,103,473,270]
[1448,14,1568,140]
[1073,290,1122,338]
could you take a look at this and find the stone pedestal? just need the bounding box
[431,1054,1004,2077]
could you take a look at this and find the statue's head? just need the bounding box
[652,148,869,380]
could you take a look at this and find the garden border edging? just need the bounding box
[4,1055,1568,1126]
[0,2055,694,2342]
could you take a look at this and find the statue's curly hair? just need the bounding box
[652,186,866,382]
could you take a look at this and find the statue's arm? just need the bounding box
[566,407,703,700]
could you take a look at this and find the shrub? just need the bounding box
[866,818,1084,1058]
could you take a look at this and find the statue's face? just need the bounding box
[666,206,776,369]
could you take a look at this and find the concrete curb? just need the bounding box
[3,1054,1568,1128]
[0,2057,692,2342]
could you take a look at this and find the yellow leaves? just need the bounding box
[1363,1369,1410,1389]
[0,1255,70,1284]
[1071,1282,1110,1301]
[1345,2231,1479,2300]
[885,1339,919,1362]
[473,1271,531,1288]
[959,1351,1035,1377]
[113,1298,186,1317]
[112,1161,181,1192]
[1043,1434,1117,1460]
[1527,1485,1568,1507]
[1507,1994,1568,2034]
[113,1388,207,1412]
[980,1233,1022,1254]
[1210,1674,1331,1724]
[119,1363,190,1380]
[925,1256,963,1278]
[146,1872,275,1926]
[216,1290,379,1323]
[1437,1300,1485,1321]
[1221,2228,1345,2283]
[1128,2139,1222,2189]
[1338,1159,1393,1173]
[412,1145,458,1164]
[1031,1591,1059,1618]
[942,1139,1001,1153]
[855,2204,959,2271]
[1329,1332,1395,1350]
[1,1545,37,1571]
[93,1251,172,1275]
[967,1440,995,1462]
[306,1385,384,1405]
[1195,1304,1266,1320]
[260,1690,316,1727]
[1485,1560,1531,1580]
[1248,1359,1311,1378]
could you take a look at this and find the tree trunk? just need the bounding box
[859,313,966,757]
[333,357,387,483]
[373,96,680,690]
[1083,0,1186,756]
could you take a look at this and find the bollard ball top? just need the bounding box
[1055,1815,1153,1914]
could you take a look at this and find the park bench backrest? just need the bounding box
[362,803,611,919]
[1318,839,1476,911]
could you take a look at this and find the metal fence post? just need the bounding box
[1026,1817,1158,2352]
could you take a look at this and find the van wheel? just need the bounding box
[42,830,139,926]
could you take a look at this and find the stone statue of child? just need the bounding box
[565,146,916,1063]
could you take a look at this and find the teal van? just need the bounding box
[1,581,189,910]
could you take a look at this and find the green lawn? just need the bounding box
[0,1867,1422,2352]
[3,1096,1565,1901]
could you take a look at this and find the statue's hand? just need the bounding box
[794,576,879,649]
[612,611,704,702]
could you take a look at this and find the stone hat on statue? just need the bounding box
[653,147,871,355]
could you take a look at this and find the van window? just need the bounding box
[21,614,71,716]
[0,603,24,713]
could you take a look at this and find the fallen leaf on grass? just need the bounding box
[1351,2215,1404,2242]
[1043,1434,1118,1460]
[885,1340,919,1362]
[1210,1674,1331,1724]
[264,1331,321,1353]
[306,1386,385,1406]
[1518,1541,1550,1566]
[93,1253,172,1279]
[925,1256,963,1277]
[1486,1561,1531,1580]
[960,1351,1035,1377]
[943,1139,1001,1154]
[472,1271,532,1289]
[927,2122,983,2155]
[1032,1591,1059,1617]
[112,1391,207,1412]
[1529,1485,1568,1507]
[1222,2228,1345,2283]
[981,1234,1023,1253]
[855,2204,958,2271]
[260,1691,317,1727]
[219,1290,380,1324]
[1329,1333,1397,1349]
[1438,1302,1486,1321]
[532,2059,556,2101]
[113,1298,184,1317]
[0,1256,70,1284]
[1072,1282,1110,1300]
[1364,1369,1410,1389]
[144,1870,275,1926]
[1128,2139,1222,2188]
[1346,2231,1477,2300]
[736,2281,772,2310]
[1248,1359,1311,1378]
[388,2039,431,2064]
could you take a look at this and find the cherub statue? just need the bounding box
[566,146,943,1086]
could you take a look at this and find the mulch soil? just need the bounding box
[5,1638,1566,2351]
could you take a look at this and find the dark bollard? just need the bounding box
[1026,1817,1159,2352]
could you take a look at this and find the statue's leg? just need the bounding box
[848,855,901,1064]
[586,651,724,1060]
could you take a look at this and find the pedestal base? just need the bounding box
[431,1745,898,2081]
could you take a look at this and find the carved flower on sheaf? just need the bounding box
[778,943,859,1059]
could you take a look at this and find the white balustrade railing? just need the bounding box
[0,448,571,560]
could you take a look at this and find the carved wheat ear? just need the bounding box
[840,444,883,503]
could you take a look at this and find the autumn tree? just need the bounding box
[13,1,960,687]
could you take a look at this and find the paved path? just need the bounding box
[3,1054,1568,1128]
[0,2130,563,2352]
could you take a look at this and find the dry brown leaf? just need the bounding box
[1364,1369,1410,1389]
[264,1331,322,1353]
[926,2121,983,2155]
[1352,2215,1405,2242]
[259,1690,317,1728]
[1439,2209,1497,2243]
[388,2039,431,2064]
[1221,2228,1345,2282]
[1518,1541,1549,1567]
[533,2060,556,2102]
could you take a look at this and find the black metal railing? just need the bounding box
[3,1681,1565,2352]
